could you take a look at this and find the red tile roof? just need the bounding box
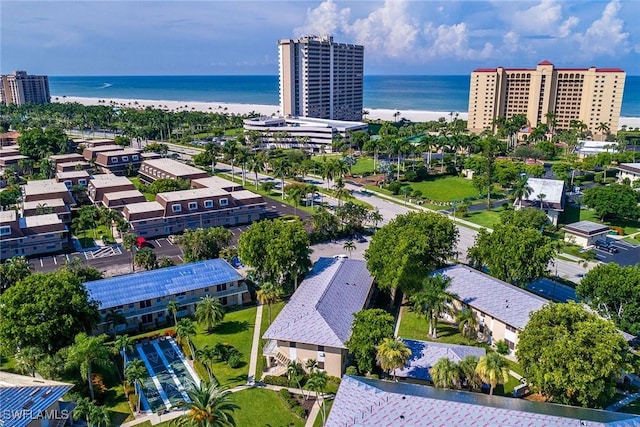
[538,60,554,66]
[596,68,625,72]
[473,68,497,72]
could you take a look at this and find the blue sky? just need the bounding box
[2,0,639,76]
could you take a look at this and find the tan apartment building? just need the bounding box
[82,144,123,161]
[94,148,142,175]
[279,36,364,121]
[55,170,90,188]
[122,186,266,238]
[22,198,71,224]
[0,71,50,106]
[468,61,626,136]
[139,158,208,184]
[23,179,75,206]
[102,190,147,209]
[262,258,374,377]
[438,265,548,354]
[0,211,70,260]
[88,174,136,204]
[85,259,249,334]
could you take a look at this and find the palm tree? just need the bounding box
[248,154,264,190]
[122,233,137,272]
[597,122,610,141]
[272,158,291,200]
[195,346,217,381]
[14,346,44,377]
[112,334,133,384]
[167,300,180,326]
[171,381,239,427]
[368,209,383,229]
[333,177,350,206]
[177,318,197,358]
[409,275,458,339]
[286,361,304,398]
[512,176,533,209]
[537,193,546,211]
[105,309,127,336]
[65,333,114,400]
[89,404,111,427]
[73,397,95,424]
[458,355,482,391]
[305,358,318,374]
[285,185,303,215]
[125,359,147,413]
[376,338,411,380]
[343,240,356,258]
[430,357,460,389]
[307,370,328,426]
[256,282,282,325]
[456,307,477,339]
[475,352,510,395]
[195,296,226,333]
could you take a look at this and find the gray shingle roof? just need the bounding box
[262,258,374,349]
[563,220,611,235]
[395,339,486,382]
[438,265,548,330]
[327,376,640,426]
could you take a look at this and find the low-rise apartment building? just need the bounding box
[0,154,28,168]
[139,158,208,183]
[22,198,71,223]
[122,186,266,238]
[88,175,136,204]
[0,210,70,260]
[78,138,116,148]
[23,179,75,206]
[514,177,565,226]
[82,144,123,161]
[85,259,249,334]
[94,148,142,175]
[56,160,91,172]
[48,153,85,165]
[55,170,90,188]
[437,265,547,354]
[618,163,640,184]
[0,131,20,146]
[0,145,21,158]
[191,176,243,192]
[102,190,147,209]
[262,258,374,377]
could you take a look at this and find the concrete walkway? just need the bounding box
[305,398,322,427]
[247,303,264,385]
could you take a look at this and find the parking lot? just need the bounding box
[593,239,640,266]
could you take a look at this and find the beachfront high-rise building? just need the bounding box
[467,61,625,136]
[0,71,51,106]
[278,36,364,121]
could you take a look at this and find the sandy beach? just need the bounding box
[53,95,640,129]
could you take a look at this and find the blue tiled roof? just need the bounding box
[0,373,73,427]
[327,376,640,426]
[263,258,374,349]
[85,259,243,309]
[395,339,486,382]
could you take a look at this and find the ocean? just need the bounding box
[49,75,640,117]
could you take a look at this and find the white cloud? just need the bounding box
[575,0,629,55]
[423,22,493,60]
[505,0,578,38]
[294,0,350,38]
[502,31,520,53]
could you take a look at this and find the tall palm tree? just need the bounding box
[458,355,482,391]
[597,122,610,141]
[305,358,318,374]
[430,357,461,389]
[195,295,226,333]
[333,177,350,206]
[272,158,291,200]
[14,346,44,377]
[286,361,304,398]
[376,338,411,380]
[122,233,137,272]
[390,137,409,180]
[307,370,328,426]
[112,334,133,385]
[476,352,510,396]
[89,404,111,427]
[343,240,356,258]
[537,193,546,211]
[456,307,477,339]
[512,176,533,209]
[73,397,95,424]
[65,333,114,400]
[248,153,264,190]
[172,381,239,427]
[195,346,217,382]
[409,275,458,339]
[223,139,240,179]
[125,359,148,413]
[104,309,127,336]
[167,300,180,326]
[177,318,197,358]
[369,209,383,229]
[256,282,282,325]
[284,185,303,214]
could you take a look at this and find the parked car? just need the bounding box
[595,240,619,253]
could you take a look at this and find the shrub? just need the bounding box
[345,366,358,376]
[279,388,292,399]
[495,340,510,355]
[263,375,290,387]
[387,181,403,195]
[164,329,177,338]
[327,375,342,385]
[227,353,242,368]
[610,226,624,236]
[293,406,307,419]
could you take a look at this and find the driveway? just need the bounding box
[594,239,640,266]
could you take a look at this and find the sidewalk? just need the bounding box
[246,304,263,385]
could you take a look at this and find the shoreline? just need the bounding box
[52,95,640,129]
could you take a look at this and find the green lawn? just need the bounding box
[0,354,17,373]
[77,224,112,245]
[397,306,485,347]
[313,399,334,427]
[349,157,375,175]
[129,176,156,201]
[104,384,134,425]
[620,400,640,415]
[231,388,304,427]
[563,204,640,235]
[408,177,479,202]
[190,305,258,388]
[257,301,287,378]
[462,209,503,229]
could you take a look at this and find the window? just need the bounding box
[216,283,227,292]
[78,179,87,186]
[188,202,198,211]
[219,198,229,206]
[172,204,182,213]
[141,314,153,324]
[0,226,11,236]
[64,180,72,188]
[132,155,139,161]
[204,200,214,208]
[122,156,129,162]
[111,157,119,164]
[140,300,152,309]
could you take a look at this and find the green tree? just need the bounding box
[475,352,509,396]
[195,346,218,381]
[256,282,282,325]
[368,209,383,229]
[468,224,556,287]
[167,300,180,326]
[307,370,329,426]
[430,357,461,389]
[365,212,458,294]
[63,257,103,283]
[178,227,233,263]
[408,275,458,338]
[376,338,411,380]
[311,208,340,242]
[177,318,197,358]
[148,178,190,194]
[122,233,138,272]
[171,381,239,427]
[134,247,157,271]
[345,309,395,374]
[195,295,226,333]
[14,346,44,377]
[112,334,133,385]
[0,256,32,294]
[499,208,549,231]
[0,270,100,354]
[286,361,305,397]
[577,264,640,335]
[516,302,630,407]
[238,219,311,288]
[17,128,69,158]
[582,184,640,221]
[66,333,115,400]
[73,397,95,424]
[89,404,111,427]
[458,355,482,391]
[343,240,356,258]
[125,358,148,413]
[456,307,477,339]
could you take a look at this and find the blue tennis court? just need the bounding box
[124,337,200,413]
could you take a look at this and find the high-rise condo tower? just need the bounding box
[0,71,51,106]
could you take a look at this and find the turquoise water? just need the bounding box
[49,75,640,117]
